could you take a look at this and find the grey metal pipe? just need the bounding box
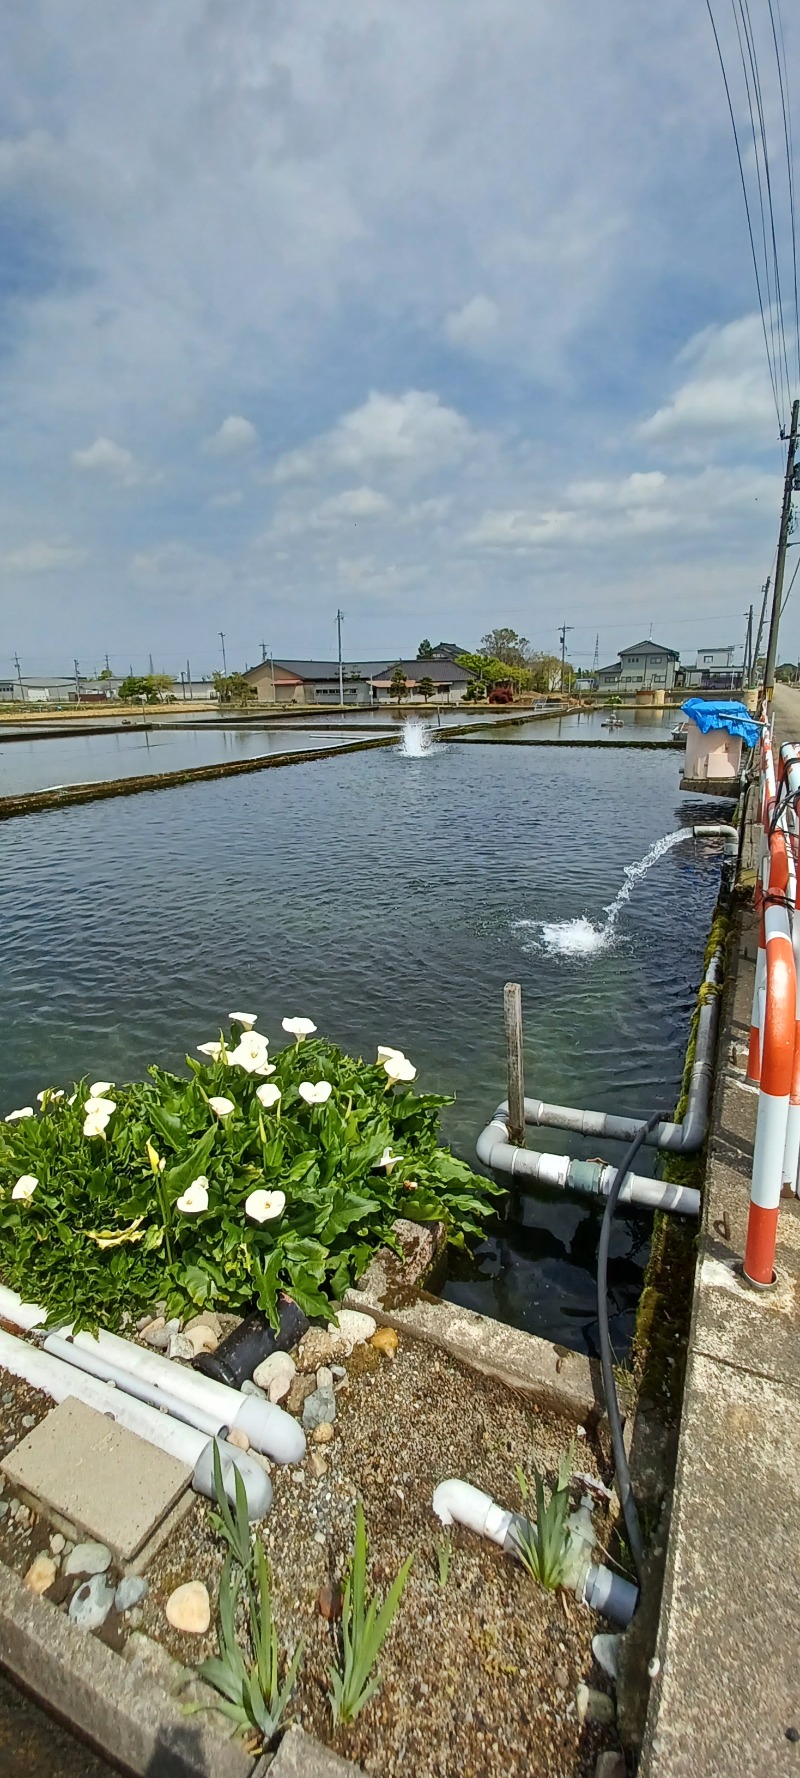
[491,945,724,1157]
[475,1116,700,1215]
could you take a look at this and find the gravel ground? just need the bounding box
[0,1335,625,1778]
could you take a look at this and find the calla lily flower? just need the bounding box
[229,1012,257,1029]
[209,1096,235,1118]
[256,1083,282,1110]
[383,1054,417,1085]
[86,1096,116,1117]
[83,1112,110,1139]
[298,1080,332,1106]
[36,1088,65,1104]
[374,1146,403,1171]
[253,1060,276,1077]
[146,1140,162,1174]
[90,1082,114,1096]
[228,1031,270,1073]
[5,1108,34,1122]
[282,1017,317,1043]
[11,1174,38,1201]
[197,1040,225,1060]
[376,1046,405,1066]
[245,1188,286,1223]
[176,1176,209,1215]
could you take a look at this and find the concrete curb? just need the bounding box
[0,1558,256,1778]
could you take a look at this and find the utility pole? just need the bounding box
[752,578,771,687]
[592,634,599,676]
[186,659,192,701]
[764,398,800,698]
[336,609,345,707]
[260,641,268,662]
[74,658,80,703]
[105,652,111,674]
[743,605,753,688]
[14,653,22,698]
[559,623,573,695]
[148,652,154,675]
[219,631,227,676]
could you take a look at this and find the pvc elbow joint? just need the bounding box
[433,1479,512,1546]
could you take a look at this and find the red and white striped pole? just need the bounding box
[744,840,795,1285]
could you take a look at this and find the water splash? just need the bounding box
[520,831,689,958]
[398,718,434,758]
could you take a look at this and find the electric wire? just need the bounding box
[705,0,782,426]
[732,0,786,416]
[768,0,800,387]
[780,551,800,617]
[738,0,792,414]
[596,1109,665,1588]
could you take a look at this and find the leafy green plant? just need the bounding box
[190,1444,304,1745]
[513,1444,575,1591]
[436,1533,452,1590]
[0,1022,500,1331]
[328,1502,413,1724]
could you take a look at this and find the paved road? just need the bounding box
[770,681,800,745]
[0,1671,117,1777]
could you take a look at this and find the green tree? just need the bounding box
[417,639,434,659]
[213,671,258,706]
[418,675,435,701]
[96,667,114,681]
[479,628,530,668]
[389,665,409,701]
[457,652,529,691]
[118,673,174,703]
[527,653,564,692]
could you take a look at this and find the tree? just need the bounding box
[118,673,174,703]
[213,671,258,706]
[479,628,530,668]
[456,652,528,690]
[389,665,409,701]
[418,675,435,701]
[417,639,434,659]
[96,667,114,681]
[527,652,564,692]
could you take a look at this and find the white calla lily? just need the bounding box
[90,1082,114,1096]
[298,1080,332,1106]
[85,1096,116,1117]
[228,1031,270,1074]
[253,1060,276,1077]
[229,1012,258,1029]
[83,1112,110,1139]
[197,1040,225,1060]
[376,1046,405,1066]
[383,1054,417,1085]
[5,1107,34,1122]
[244,1188,286,1224]
[176,1176,209,1215]
[208,1096,235,1118]
[374,1146,403,1171]
[11,1174,39,1201]
[255,1083,282,1110]
[282,1017,317,1043]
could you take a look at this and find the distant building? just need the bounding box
[426,642,469,662]
[595,640,680,692]
[369,660,470,703]
[242,656,471,705]
[678,647,744,692]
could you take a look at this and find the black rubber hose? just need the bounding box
[596,1109,665,1588]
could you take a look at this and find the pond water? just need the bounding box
[0,724,367,797]
[480,708,680,744]
[0,738,726,1356]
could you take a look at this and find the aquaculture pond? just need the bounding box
[0,739,727,1355]
[0,722,369,798]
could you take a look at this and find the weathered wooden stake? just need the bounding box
[504,981,525,1146]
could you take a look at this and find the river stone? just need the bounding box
[296,1330,335,1372]
[49,1533,65,1555]
[69,1573,115,1631]
[167,1333,193,1361]
[268,1373,292,1404]
[241,1378,267,1399]
[183,1324,218,1357]
[115,1575,149,1613]
[24,1554,57,1595]
[286,1373,316,1415]
[253,1350,296,1391]
[595,1755,626,1778]
[371,1326,399,1357]
[327,1310,376,1355]
[227,1427,250,1451]
[576,1684,616,1726]
[592,1632,622,1681]
[316,1366,334,1391]
[311,1421,335,1445]
[302,1386,336,1430]
[65,1540,112,1578]
[185,1311,222,1338]
[166,1580,211,1635]
[309,1451,329,1479]
[140,1317,166,1346]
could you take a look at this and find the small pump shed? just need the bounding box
[679,698,760,796]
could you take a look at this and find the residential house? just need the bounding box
[677,647,744,692]
[369,659,471,703]
[595,640,679,692]
[242,660,385,706]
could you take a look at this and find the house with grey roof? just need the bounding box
[595,640,679,692]
[242,657,471,706]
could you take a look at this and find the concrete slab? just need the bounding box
[1,1398,190,1562]
[641,1355,800,1778]
[266,1724,364,1776]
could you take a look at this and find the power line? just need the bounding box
[768,0,800,388]
[732,0,788,415]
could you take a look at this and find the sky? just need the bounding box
[0,0,798,679]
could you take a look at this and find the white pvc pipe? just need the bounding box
[475,1121,700,1216]
[0,1287,305,1465]
[0,1327,272,1518]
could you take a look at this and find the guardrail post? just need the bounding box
[503,982,525,1146]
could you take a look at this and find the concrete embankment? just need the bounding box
[641,686,800,1776]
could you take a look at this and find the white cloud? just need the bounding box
[444,295,500,354]
[314,486,393,523]
[468,466,771,551]
[0,541,84,573]
[71,436,147,485]
[272,391,476,484]
[639,315,777,446]
[203,416,258,457]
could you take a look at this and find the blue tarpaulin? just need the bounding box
[681,698,761,749]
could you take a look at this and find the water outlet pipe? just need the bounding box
[0,1286,306,1465]
[432,1479,637,1627]
[0,1327,272,1519]
[475,1119,700,1215]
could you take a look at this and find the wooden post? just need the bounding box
[504,981,525,1146]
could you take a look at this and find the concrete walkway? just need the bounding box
[642,696,800,1776]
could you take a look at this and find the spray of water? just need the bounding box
[398,717,434,758]
[519,830,689,958]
